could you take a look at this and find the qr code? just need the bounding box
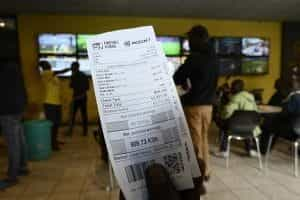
[163,152,184,174]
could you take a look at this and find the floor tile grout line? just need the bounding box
[211,172,242,200]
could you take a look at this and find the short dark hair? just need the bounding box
[231,79,244,94]
[187,25,209,52]
[39,60,51,70]
[274,79,283,90]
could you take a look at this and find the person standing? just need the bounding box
[174,25,218,179]
[0,60,29,189]
[39,61,70,151]
[69,62,90,136]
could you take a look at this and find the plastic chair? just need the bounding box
[225,110,263,169]
[265,117,300,177]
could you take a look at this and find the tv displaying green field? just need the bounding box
[157,36,181,56]
[77,34,95,53]
[38,34,76,55]
[241,58,268,74]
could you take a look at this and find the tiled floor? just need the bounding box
[0,125,300,200]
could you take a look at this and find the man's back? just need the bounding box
[70,72,89,98]
[222,91,257,120]
[174,43,218,106]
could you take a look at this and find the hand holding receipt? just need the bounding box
[87,26,200,200]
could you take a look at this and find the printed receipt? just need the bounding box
[87,26,200,200]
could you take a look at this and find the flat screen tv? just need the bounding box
[167,57,182,73]
[77,34,95,54]
[157,36,181,56]
[241,57,268,74]
[38,34,76,55]
[39,56,76,77]
[218,58,241,76]
[242,38,269,57]
[182,38,190,55]
[214,37,241,56]
[78,58,91,75]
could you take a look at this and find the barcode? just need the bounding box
[163,152,184,174]
[125,160,155,183]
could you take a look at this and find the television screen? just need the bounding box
[38,34,76,55]
[242,38,269,57]
[218,58,241,76]
[182,38,190,55]
[214,37,241,56]
[167,57,181,73]
[77,34,95,54]
[241,57,268,74]
[39,56,76,77]
[78,58,91,75]
[157,36,181,56]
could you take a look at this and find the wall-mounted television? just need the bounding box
[38,34,76,55]
[77,34,95,54]
[182,38,190,55]
[78,58,91,76]
[167,57,182,72]
[39,56,76,77]
[218,58,241,75]
[242,38,269,57]
[214,37,241,56]
[241,57,268,74]
[157,36,181,56]
[37,33,270,77]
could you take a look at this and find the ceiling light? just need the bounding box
[0,21,5,28]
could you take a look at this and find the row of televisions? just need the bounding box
[38,34,270,77]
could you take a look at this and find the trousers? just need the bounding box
[0,114,28,180]
[184,105,212,176]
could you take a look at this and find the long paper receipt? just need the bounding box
[87,26,200,200]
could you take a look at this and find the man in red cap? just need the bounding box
[174,25,218,179]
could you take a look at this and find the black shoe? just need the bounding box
[52,146,61,151]
[0,179,18,190]
[6,168,30,177]
[18,169,30,176]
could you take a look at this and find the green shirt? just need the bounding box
[221,91,261,136]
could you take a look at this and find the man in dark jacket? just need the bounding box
[69,62,90,136]
[174,25,218,179]
[0,60,28,189]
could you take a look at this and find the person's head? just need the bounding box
[187,25,209,52]
[274,79,284,91]
[231,79,244,94]
[71,62,80,73]
[39,60,51,71]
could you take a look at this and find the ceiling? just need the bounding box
[1,0,300,21]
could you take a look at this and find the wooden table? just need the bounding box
[258,105,282,114]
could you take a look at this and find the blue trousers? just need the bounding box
[0,114,28,180]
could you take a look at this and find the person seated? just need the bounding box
[214,79,261,158]
[259,79,286,153]
[213,81,231,129]
[268,79,286,107]
[260,78,300,154]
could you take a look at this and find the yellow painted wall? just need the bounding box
[18,15,281,123]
